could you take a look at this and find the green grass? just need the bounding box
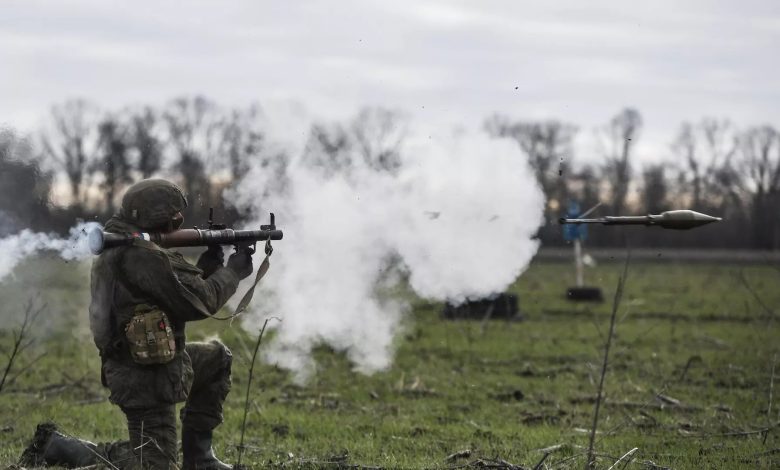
[1,255,778,469]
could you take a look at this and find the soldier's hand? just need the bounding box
[196,245,224,278]
[227,248,253,280]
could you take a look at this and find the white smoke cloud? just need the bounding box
[0,222,100,282]
[0,113,545,384]
[229,119,545,382]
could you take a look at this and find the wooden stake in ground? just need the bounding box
[236,317,279,468]
[586,253,630,469]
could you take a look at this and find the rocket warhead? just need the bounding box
[559,209,722,230]
[647,210,722,229]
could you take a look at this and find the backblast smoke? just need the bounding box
[0,114,546,383]
[228,120,545,382]
[0,222,100,281]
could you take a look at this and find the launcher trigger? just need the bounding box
[239,242,256,256]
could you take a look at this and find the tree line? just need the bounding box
[1,96,778,249]
[486,109,779,249]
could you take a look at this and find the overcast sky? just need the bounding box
[1,0,778,163]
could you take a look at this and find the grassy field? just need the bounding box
[0,255,778,469]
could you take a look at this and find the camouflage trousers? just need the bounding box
[100,340,233,469]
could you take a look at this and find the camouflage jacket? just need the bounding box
[89,217,240,408]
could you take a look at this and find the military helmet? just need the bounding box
[120,179,187,230]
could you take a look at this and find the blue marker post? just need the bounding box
[563,201,602,301]
[563,202,587,288]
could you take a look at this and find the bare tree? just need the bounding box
[39,99,101,208]
[570,164,602,215]
[738,125,780,248]
[599,108,642,216]
[221,104,265,180]
[302,107,406,179]
[740,125,780,198]
[485,115,577,213]
[351,107,407,174]
[670,122,698,206]
[94,116,133,213]
[129,106,164,179]
[163,96,223,210]
[641,163,669,214]
[670,118,740,211]
[216,104,292,202]
[0,130,51,233]
[303,122,353,178]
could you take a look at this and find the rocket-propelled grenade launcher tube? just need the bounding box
[559,210,721,230]
[89,212,283,254]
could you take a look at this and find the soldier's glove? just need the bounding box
[197,245,224,278]
[227,248,254,280]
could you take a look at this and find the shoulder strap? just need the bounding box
[233,253,271,316]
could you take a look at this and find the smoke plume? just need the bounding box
[0,222,100,282]
[229,120,545,382]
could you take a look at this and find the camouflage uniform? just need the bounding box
[89,180,246,469]
[19,179,250,469]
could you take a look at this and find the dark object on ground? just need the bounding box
[442,293,521,320]
[566,286,604,302]
[18,422,98,468]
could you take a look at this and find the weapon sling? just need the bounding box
[208,237,274,321]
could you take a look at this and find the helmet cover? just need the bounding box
[120,179,188,230]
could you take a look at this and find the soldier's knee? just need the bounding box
[209,339,232,372]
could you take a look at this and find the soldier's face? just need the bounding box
[168,212,184,232]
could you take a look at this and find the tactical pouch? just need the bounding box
[124,307,176,365]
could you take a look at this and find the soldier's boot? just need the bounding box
[19,422,100,468]
[181,427,232,470]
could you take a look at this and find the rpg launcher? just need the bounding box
[559,209,721,230]
[88,209,283,255]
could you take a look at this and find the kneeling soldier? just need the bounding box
[21,179,254,469]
